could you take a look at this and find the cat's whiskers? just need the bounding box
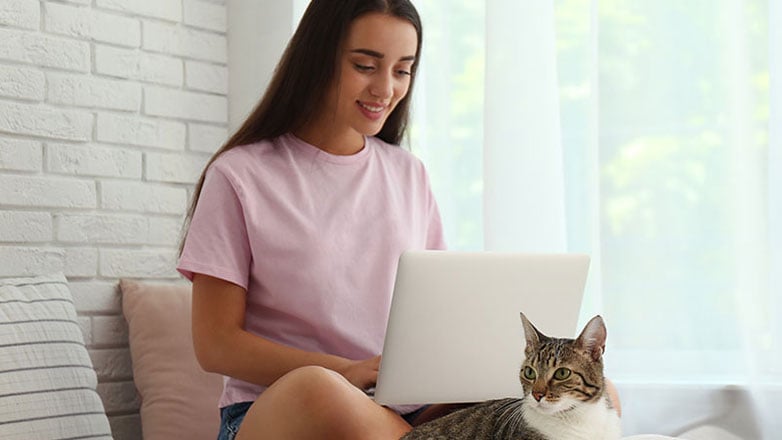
[495,399,524,437]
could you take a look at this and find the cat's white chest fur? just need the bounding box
[522,395,621,440]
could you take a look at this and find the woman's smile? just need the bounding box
[357,101,387,120]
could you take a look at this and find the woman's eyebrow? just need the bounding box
[350,48,416,62]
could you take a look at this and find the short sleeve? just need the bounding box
[426,196,447,251]
[177,166,252,289]
[421,164,447,251]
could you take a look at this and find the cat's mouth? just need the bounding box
[527,398,575,415]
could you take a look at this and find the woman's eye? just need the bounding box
[354,64,373,72]
[396,69,411,76]
[553,368,571,380]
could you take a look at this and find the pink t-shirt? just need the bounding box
[177,133,446,408]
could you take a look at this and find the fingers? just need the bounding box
[338,357,380,390]
[369,355,381,370]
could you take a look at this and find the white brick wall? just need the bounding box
[0,1,228,438]
[0,64,46,101]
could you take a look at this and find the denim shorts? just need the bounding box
[217,401,253,440]
[216,401,427,439]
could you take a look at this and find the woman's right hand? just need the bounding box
[336,355,381,390]
[193,273,381,388]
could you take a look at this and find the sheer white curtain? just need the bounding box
[483,1,566,252]
[411,0,781,437]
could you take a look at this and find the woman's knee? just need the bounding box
[240,366,409,440]
[237,367,354,439]
[276,366,352,394]
[271,366,361,412]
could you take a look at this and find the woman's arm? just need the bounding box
[191,273,379,389]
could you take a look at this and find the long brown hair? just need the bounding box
[179,0,423,255]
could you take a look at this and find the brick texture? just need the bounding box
[0,1,228,438]
[0,0,41,30]
[0,64,45,101]
[0,136,42,171]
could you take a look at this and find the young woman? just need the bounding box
[178,1,621,438]
[177,1,445,438]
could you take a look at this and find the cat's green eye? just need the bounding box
[553,367,571,380]
[522,366,537,380]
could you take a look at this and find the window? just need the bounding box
[411,0,780,386]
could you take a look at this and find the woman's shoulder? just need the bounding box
[207,136,294,183]
[211,138,276,168]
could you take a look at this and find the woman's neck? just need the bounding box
[293,123,364,156]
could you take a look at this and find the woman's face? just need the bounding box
[317,12,418,151]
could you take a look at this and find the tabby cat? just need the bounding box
[401,313,621,440]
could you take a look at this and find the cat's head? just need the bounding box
[518,312,607,415]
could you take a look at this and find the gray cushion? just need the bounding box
[0,273,112,440]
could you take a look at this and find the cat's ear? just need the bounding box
[575,315,607,361]
[520,312,545,353]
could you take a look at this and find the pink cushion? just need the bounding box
[121,280,223,440]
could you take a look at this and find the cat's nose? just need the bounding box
[532,391,545,401]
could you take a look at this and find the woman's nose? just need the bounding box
[370,71,394,99]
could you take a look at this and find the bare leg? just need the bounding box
[604,378,622,417]
[236,366,413,440]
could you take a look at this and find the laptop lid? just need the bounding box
[373,250,589,405]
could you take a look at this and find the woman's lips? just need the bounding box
[357,101,387,121]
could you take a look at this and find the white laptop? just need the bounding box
[373,250,589,405]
